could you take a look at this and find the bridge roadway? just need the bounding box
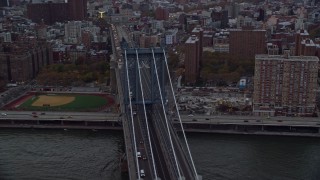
[111,24,139,180]
[111,21,199,178]
[135,50,196,179]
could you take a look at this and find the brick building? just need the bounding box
[229,28,266,59]
[184,35,200,84]
[68,0,87,21]
[0,41,53,83]
[155,7,169,21]
[27,0,87,25]
[27,2,68,24]
[191,27,203,63]
[253,53,319,117]
[294,29,320,58]
[139,34,158,48]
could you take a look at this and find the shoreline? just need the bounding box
[1,122,320,138]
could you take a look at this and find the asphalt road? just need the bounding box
[179,114,320,126]
[0,111,119,121]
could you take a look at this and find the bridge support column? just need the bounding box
[262,125,264,131]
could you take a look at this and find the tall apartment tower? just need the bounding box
[191,26,203,63]
[0,0,8,7]
[253,53,319,117]
[185,35,200,84]
[68,0,87,21]
[229,28,266,59]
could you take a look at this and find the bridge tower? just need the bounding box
[122,48,166,106]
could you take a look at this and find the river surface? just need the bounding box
[0,129,320,180]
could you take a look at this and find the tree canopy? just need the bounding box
[200,51,254,85]
[36,60,110,86]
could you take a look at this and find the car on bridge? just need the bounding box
[140,169,145,177]
[137,151,141,158]
[142,155,147,160]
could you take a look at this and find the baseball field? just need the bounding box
[17,93,112,111]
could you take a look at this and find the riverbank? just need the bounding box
[1,119,320,138]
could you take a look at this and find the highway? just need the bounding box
[0,111,118,121]
[179,115,320,127]
[1,110,319,127]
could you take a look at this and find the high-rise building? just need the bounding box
[253,53,319,117]
[191,26,203,64]
[229,28,266,59]
[27,0,87,25]
[68,0,87,21]
[0,0,8,7]
[184,35,200,84]
[27,2,68,24]
[221,10,229,28]
[0,42,53,83]
[155,7,169,21]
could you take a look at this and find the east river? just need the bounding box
[0,129,320,180]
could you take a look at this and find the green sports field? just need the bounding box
[19,94,109,111]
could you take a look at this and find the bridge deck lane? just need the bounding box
[153,105,195,180]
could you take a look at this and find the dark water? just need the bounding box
[0,129,320,180]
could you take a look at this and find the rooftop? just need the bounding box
[256,54,319,62]
[185,35,198,43]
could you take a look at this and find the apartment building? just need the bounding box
[184,35,200,84]
[253,52,319,116]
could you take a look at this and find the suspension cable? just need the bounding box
[162,49,199,179]
[124,50,141,179]
[135,49,158,179]
[151,49,182,178]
